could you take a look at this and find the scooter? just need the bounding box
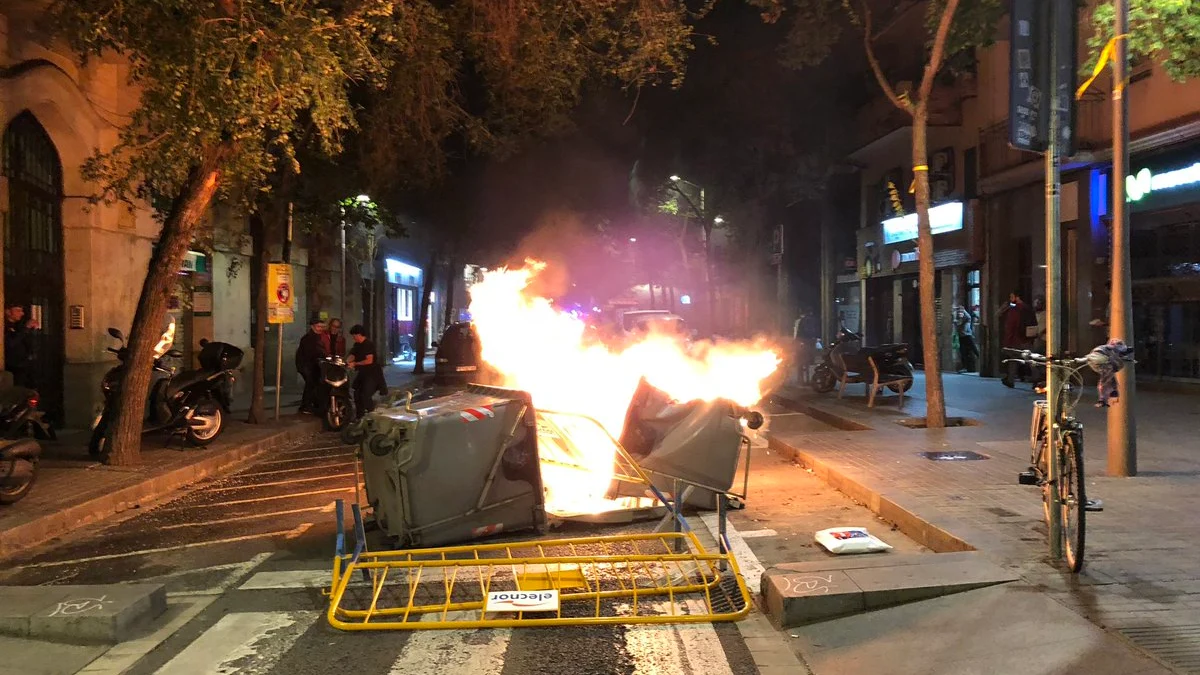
[320,355,354,432]
[0,385,55,441]
[810,330,914,394]
[0,437,41,505]
[90,326,243,457]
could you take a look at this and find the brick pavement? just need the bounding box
[769,373,1200,673]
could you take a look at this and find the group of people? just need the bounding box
[4,303,38,389]
[295,316,387,420]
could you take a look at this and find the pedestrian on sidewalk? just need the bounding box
[997,291,1037,388]
[323,318,347,358]
[953,305,978,373]
[1031,296,1047,390]
[792,308,818,384]
[295,316,327,414]
[4,304,38,389]
[347,325,387,419]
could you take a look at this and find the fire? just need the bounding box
[467,260,782,512]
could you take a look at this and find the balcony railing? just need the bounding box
[979,96,1107,178]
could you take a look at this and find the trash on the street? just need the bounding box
[814,527,893,555]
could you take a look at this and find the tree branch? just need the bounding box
[860,3,913,114]
[919,0,961,103]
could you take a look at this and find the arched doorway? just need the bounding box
[3,112,66,423]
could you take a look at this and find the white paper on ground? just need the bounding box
[814,527,893,555]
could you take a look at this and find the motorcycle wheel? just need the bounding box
[324,398,349,432]
[88,418,108,458]
[811,367,837,394]
[187,407,224,446]
[888,365,916,393]
[0,459,37,505]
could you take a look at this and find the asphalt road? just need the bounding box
[0,405,925,675]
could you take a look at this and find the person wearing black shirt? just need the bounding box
[347,324,386,419]
[4,304,38,388]
[295,317,327,414]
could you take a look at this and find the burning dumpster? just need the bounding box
[357,385,545,548]
[616,378,760,509]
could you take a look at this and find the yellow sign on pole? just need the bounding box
[268,263,295,324]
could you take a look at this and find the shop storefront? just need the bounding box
[857,200,980,368]
[1117,144,1200,383]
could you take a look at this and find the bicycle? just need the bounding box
[1002,348,1090,573]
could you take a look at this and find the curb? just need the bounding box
[765,432,976,555]
[0,420,322,560]
[769,392,874,431]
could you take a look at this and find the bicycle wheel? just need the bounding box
[1060,432,1086,573]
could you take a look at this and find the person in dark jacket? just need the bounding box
[4,304,38,388]
[346,324,386,419]
[295,317,327,414]
[998,291,1037,388]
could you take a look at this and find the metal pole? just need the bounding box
[1107,0,1137,476]
[1044,2,1063,561]
[274,325,283,421]
[340,215,348,323]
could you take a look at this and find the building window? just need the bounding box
[397,288,415,321]
[967,268,981,313]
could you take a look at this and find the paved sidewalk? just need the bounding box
[769,373,1200,673]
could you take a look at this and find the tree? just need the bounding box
[756,0,1002,428]
[1087,1,1200,82]
[50,0,701,464]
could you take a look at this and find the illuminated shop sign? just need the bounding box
[881,201,964,245]
[1126,163,1200,202]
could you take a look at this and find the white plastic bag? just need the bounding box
[814,527,893,555]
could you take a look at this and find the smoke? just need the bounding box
[504,209,594,299]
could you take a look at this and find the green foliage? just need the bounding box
[924,0,1003,59]
[1088,0,1200,82]
[48,0,406,209]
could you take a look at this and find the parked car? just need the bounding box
[619,310,688,338]
[432,322,502,387]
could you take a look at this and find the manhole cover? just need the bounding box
[918,451,990,461]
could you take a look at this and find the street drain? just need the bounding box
[1120,624,1200,673]
[918,451,990,461]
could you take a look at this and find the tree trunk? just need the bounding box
[247,210,267,424]
[412,250,439,375]
[911,105,947,428]
[443,255,457,328]
[105,145,229,465]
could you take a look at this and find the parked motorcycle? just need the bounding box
[810,330,914,394]
[0,385,55,441]
[0,437,41,505]
[320,355,354,431]
[90,327,243,457]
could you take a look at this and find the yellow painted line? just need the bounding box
[274,444,353,456]
[235,460,356,479]
[206,473,357,493]
[155,505,331,531]
[16,527,310,569]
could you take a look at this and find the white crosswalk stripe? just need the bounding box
[155,610,316,675]
[386,611,511,674]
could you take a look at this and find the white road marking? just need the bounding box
[155,610,316,675]
[17,527,307,569]
[387,611,510,675]
[240,563,446,591]
[235,460,356,479]
[165,552,274,598]
[274,443,352,456]
[737,528,779,539]
[699,513,766,593]
[157,505,329,530]
[160,485,355,510]
[205,472,358,493]
[255,452,354,467]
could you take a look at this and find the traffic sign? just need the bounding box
[268,263,295,324]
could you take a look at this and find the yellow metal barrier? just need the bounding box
[326,531,751,630]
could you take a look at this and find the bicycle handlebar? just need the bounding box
[1001,348,1089,367]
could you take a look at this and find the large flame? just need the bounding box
[468,260,782,512]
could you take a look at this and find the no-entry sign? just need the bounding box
[268,263,295,324]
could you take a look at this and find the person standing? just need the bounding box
[323,318,347,358]
[953,305,978,373]
[792,308,817,384]
[4,304,39,388]
[295,317,326,414]
[347,325,386,419]
[998,291,1037,388]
